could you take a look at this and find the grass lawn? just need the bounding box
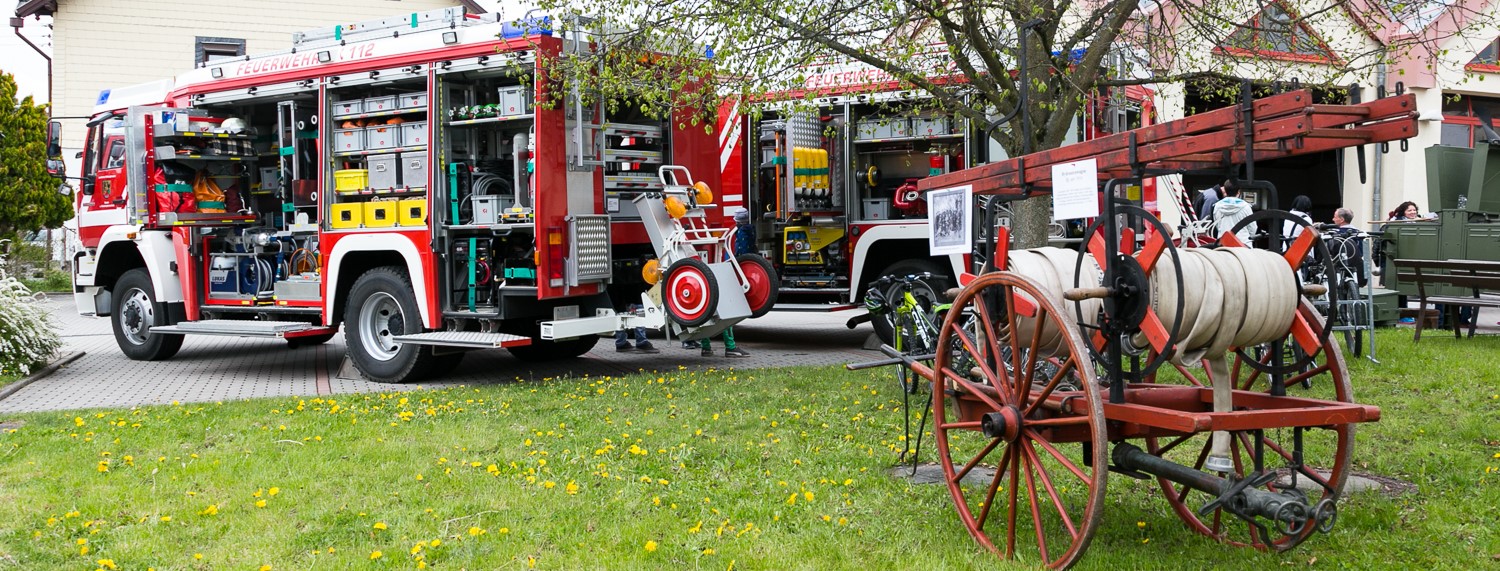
[0,328,1496,570]
[0,373,19,391]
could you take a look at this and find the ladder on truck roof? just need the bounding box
[917,89,1418,196]
[288,7,557,49]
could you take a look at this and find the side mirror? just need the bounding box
[46,120,63,159]
[46,159,66,178]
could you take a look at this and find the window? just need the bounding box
[195,36,246,67]
[1221,3,1333,60]
[1439,94,1500,147]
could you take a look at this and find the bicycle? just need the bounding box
[864,272,949,465]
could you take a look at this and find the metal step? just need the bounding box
[392,331,531,349]
[152,320,316,337]
[772,303,859,312]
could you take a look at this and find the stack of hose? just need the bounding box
[1006,244,1301,473]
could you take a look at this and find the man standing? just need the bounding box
[1194,180,1224,221]
[1212,180,1254,244]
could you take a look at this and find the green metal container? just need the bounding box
[1425,143,1500,213]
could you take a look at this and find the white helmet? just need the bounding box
[221,117,248,134]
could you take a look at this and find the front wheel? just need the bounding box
[343,267,437,383]
[735,253,778,318]
[664,258,718,327]
[111,268,183,361]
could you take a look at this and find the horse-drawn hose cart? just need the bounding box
[851,88,1407,568]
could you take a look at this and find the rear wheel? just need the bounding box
[111,268,184,361]
[343,267,437,383]
[735,253,778,318]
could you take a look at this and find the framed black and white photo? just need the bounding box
[927,184,972,256]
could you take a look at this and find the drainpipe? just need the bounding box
[9,17,51,108]
[1372,64,1386,226]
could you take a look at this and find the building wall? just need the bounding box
[51,0,461,150]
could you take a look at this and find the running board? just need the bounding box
[152,320,320,338]
[392,331,532,349]
[773,303,859,312]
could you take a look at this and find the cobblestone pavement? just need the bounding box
[2,298,879,413]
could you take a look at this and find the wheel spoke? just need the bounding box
[940,367,1008,415]
[954,436,1003,484]
[1025,439,1080,540]
[1155,433,1194,456]
[1024,416,1090,428]
[1172,361,1208,388]
[1017,305,1047,404]
[1024,429,1088,484]
[975,443,1014,532]
[1006,444,1021,558]
[1021,450,1051,563]
[1137,231,1168,273]
[1024,357,1078,416]
[970,294,1017,405]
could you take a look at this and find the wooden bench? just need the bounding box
[1393,259,1500,340]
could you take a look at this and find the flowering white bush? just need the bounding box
[0,253,60,377]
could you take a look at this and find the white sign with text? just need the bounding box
[1052,158,1099,221]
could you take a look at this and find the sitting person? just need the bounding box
[1387,201,1422,221]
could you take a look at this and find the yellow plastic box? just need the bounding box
[334,169,368,193]
[364,201,396,228]
[398,198,426,227]
[331,203,363,229]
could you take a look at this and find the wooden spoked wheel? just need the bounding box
[931,271,1107,569]
[1144,298,1352,551]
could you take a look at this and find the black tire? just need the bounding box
[286,332,337,349]
[735,253,779,318]
[508,335,599,362]
[868,260,949,347]
[664,258,719,327]
[343,267,437,383]
[111,268,184,361]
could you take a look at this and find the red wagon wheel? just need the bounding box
[735,253,778,318]
[1144,298,1352,551]
[931,271,1107,570]
[665,258,718,327]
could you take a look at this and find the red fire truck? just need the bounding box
[717,66,1156,339]
[50,8,773,383]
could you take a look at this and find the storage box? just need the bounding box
[854,119,880,141]
[876,117,911,139]
[334,169,368,193]
[401,151,427,189]
[333,99,363,116]
[498,85,531,116]
[471,195,501,225]
[398,92,428,110]
[363,96,397,113]
[258,167,281,192]
[400,121,428,147]
[363,200,396,228]
[365,125,398,150]
[367,154,399,191]
[334,128,364,152]
[331,203,363,229]
[863,198,890,220]
[911,116,951,137]
[398,198,426,226]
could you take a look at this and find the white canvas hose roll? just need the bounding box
[1007,245,1300,474]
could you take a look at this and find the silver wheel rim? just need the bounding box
[357,291,404,361]
[119,288,154,345]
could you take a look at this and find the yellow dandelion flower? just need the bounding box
[499,527,510,534]
[255,500,267,508]
[785,494,796,505]
[160,515,172,522]
[543,481,556,489]
[703,548,715,555]
[417,562,428,569]
[79,545,89,555]
[373,522,388,530]
[95,559,116,570]
[822,515,831,522]
[259,565,271,571]
[838,517,848,526]
[644,540,658,552]
[200,504,219,516]
[1137,521,1146,529]
[410,544,423,555]
[468,526,485,536]
[76,539,87,545]
[804,491,814,501]
[370,550,383,560]
[430,539,441,547]
[416,473,424,481]
[194,553,203,560]
[566,481,579,495]
[268,487,279,496]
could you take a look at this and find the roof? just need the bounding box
[16,0,485,18]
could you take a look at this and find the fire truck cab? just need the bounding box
[62,8,772,383]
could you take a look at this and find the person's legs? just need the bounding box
[700,337,713,356]
[723,327,749,357]
[615,329,632,351]
[634,328,658,353]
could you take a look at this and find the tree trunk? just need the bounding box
[1011,195,1053,249]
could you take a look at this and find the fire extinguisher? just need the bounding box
[928,153,945,176]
